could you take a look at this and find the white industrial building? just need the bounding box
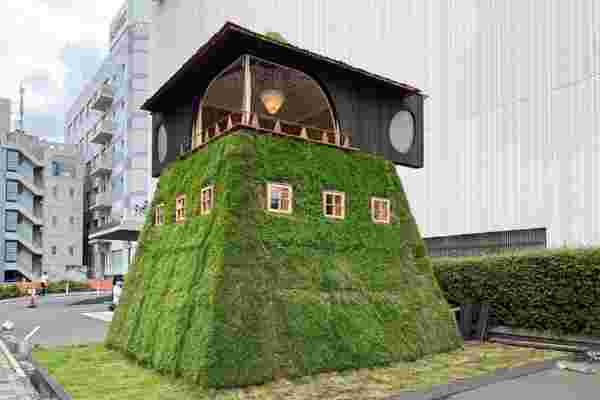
[147,1,600,255]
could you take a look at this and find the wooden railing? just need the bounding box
[192,110,356,152]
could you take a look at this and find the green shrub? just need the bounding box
[47,280,89,294]
[0,284,18,300]
[432,248,600,336]
[107,130,461,388]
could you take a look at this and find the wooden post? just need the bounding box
[251,113,259,128]
[343,135,351,148]
[335,132,341,146]
[215,123,221,135]
[300,127,308,139]
[274,120,282,133]
[242,55,252,116]
[226,115,233,130]
[321,131,328,143]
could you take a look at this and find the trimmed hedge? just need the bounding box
[433,248,600,336]
[0,281,90,299]
[107,130,461,388]
[0,284,19,300]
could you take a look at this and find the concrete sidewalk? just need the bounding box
[0,341,38,400]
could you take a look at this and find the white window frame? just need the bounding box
[175,194,186,223]
[200,185,214,215]
[322,190,346,219]
[267,183,293,214]
[371,197,391,224]
[154,204,164,226]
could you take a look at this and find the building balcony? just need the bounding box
[90,83,114,112]
[88,207,145,242]
[4,132,45,166]
[90,152,112,177]
[89,190,112,211]
[90,118,115,144]
[7,172,44,196]
[6,204,43,226]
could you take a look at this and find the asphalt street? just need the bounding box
[449,368,600,399]
[0,294,110,346]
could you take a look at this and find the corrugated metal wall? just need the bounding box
[151,0,600,247]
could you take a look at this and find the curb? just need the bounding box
[0,291,109,304]
[30,359,72,400]
[385,358,565,400]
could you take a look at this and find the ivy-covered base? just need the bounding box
[106,130,461,388]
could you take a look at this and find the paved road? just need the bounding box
[0,294,110,347]
[450,368,600,399]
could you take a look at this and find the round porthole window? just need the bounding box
[389,110,415,154]
[157,124,168,163]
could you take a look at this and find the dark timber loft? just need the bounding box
[142,22,426,177]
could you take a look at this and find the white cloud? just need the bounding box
[0,0,124,138]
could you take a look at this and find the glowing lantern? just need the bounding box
[260,89,285,114]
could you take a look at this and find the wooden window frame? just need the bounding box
[175,194,186,223]
[322,190,346,219]
[371,197,391,224]
[267,182,293,214]
[154,204,165,226]
[200,185,215,215]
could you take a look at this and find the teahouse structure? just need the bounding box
[144,22,425,174]
[107,22,460,388]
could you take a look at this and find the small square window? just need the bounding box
[69,187,75,198]
[69,246,74,256]
[267,183,292,214]
[322,191,346,219]
[371,197,391,224]
[51,246,57,255]
[175,194,186,223]
[200,186,214,215]
[155,204,164,225]
[52,216,57,227]
[69,216,75,225]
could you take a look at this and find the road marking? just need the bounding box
[81,312,113,323]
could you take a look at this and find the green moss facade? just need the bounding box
[106,129,461,388]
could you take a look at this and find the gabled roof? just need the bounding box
[142,22,422,112]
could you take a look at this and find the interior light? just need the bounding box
[260,89,285,114]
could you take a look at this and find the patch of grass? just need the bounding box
[34,343,563,400]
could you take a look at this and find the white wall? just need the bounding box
[151,0,600,247]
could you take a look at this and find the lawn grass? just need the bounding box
[33,343,564,400]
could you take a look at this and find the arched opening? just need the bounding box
[194,55,340,147]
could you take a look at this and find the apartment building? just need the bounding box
[64,0,152,278]
[0,99,84,283]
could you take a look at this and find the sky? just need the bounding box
[0,0,124,141]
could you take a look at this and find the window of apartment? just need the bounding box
[69,216,75,225]
[200,186,214,215]
[154,204,164,226]
[69,246,74,256]
[51,246,57,255]
[69,187,75,198]
[52,216,57,227]
[51,161,64,177]
[5,241,17,262]
[175,194,186,223]
[52,186,58,199]
[267,183,292,214]
[322,191,346,219]
[371,197,391,224]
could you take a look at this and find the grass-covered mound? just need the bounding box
[106,129,461,388]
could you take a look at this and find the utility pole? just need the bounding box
[18,82,25,132]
